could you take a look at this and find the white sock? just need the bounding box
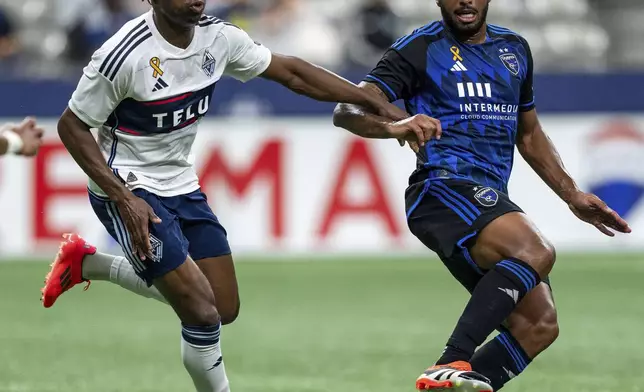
[82,252,167,304]
[181,324,230,392]
[82,252,119,280]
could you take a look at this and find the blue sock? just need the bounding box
[437,258,541,364]
[470,330,532,390]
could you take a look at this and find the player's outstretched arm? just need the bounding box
[332,82,441,149]
[517,109,631,236]
[260,54,406,121]
[333,82,405,139]
[223,26,419,131]
[0,117,44,156]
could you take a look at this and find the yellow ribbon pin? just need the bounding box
[150,57,164,78]
[450,46,463,62]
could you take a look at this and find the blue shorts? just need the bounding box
[88,188,231,286]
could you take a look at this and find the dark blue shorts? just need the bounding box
[406,178,522,292]
[406,178,550,294]
[88,188,231,286]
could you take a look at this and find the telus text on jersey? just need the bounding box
[152,96,210,128]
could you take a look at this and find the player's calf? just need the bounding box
[154,259,230,392]
[471,283,558,390]
[436,213,551,366]
[504,283,559,358]
[437,256,542,365]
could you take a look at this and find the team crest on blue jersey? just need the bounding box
[474,187,499,207]
[499,52,520,76]
[202,50,216,77]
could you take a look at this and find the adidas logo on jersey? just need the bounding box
[153,78,169,92]
[450,61,468,72]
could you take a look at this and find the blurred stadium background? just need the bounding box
[0,0,643,391]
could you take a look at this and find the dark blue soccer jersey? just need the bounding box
[365,22,535,194]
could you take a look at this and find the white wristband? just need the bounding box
[2,130,24,155]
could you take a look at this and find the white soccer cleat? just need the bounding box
[416,361,493,391]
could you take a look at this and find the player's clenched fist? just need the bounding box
[387,114,442,147]
[1,117,44,156]
[115,194,162,261]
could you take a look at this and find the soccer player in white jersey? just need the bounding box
[40,0,428,391]
[0,117,43,157]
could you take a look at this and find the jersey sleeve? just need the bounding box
[363,37,427,102]
[519,38,535,112]
[222,25,272,83]
[68,49,130,128]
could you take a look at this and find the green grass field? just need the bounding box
[1,255,643,392]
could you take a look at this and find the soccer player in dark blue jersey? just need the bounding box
[334,0,632,391]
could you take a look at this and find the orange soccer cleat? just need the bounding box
[41,233,96,308]
[416,361,493,392]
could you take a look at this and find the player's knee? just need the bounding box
[519,240,556,278]
[219,298,240,325]
[182,295,221,326]
[534,241,556,277]
[193,302,221,326]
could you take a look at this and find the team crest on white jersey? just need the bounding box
[202,50,216,77]
[149,234,163,262]
[499,49,520,76]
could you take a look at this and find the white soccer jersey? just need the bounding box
[69,10,272,197]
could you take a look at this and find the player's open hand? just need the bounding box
[116,194,162,261]
[11,117,44,156]
[388,114,442,148]
[567,192,632,237]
